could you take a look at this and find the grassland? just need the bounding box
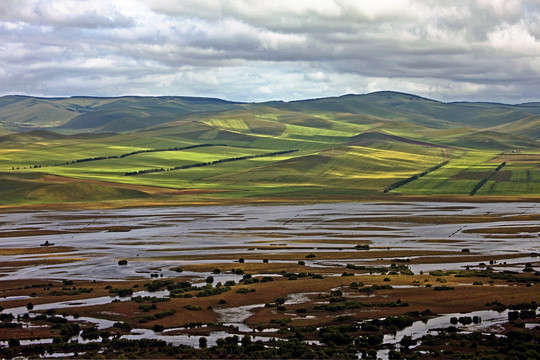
[0,91,539,206]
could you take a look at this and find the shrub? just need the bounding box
[199,337,207,348]
[434,286,454,291]
[113,322,132,331]
[236,288,255,294]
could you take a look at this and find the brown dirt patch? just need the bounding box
[147,250,464,262]
[463,226,540,234]
[0,246,75,255]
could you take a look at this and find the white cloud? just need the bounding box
[1,0,540,103]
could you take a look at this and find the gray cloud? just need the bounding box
[1,0,540,103]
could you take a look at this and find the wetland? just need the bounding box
[0,201,538,359]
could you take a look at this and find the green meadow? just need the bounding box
[1,91,539,205]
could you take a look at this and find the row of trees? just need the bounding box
[469,162,506,196]
[384,160,449,193]
[125,149,298,176]
[26,144,227,168]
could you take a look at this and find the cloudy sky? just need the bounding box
[1,0,540,103]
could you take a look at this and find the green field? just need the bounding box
[1,91,539,205]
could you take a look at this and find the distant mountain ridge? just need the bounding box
[0,91,539,141]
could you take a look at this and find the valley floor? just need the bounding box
[0,202,538,358]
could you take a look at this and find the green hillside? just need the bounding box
[490,115,540,140]
[0,91,538,205]
[0,96,243,133]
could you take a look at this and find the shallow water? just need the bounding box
[376,308,540,360]
[1,202,538,280]
[0,202,538,354]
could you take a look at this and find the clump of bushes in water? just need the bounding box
[358,284,393,293]
[108,287,133,297]
[139,309,177,323]
[346,263,388,274]
[131,296,170,303]
[144,279,175,292]
[315,300,408,312]
[231,268,244,275]
[49,287,93,296]
[113,322,132,331]
[450,316,481,325]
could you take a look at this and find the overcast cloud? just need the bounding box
[1,0,540,103]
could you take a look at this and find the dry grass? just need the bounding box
[145,249,462,262]
[463,226,540,234]
[0,246,75,255]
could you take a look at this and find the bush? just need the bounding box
[113,322,132,331]
[199,337,207,348]
[236,288,255,294]
[118,260,128,265]
[434,286,454,291]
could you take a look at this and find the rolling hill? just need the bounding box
[0,91,538,205]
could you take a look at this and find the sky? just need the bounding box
[1,0,540,103]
